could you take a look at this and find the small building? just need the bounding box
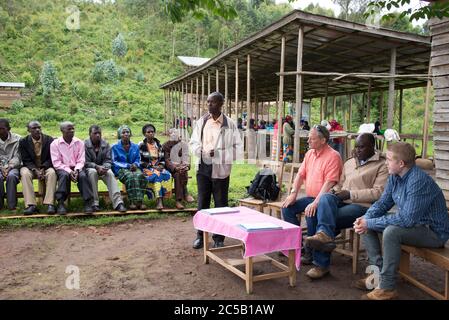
[0,82,25,108]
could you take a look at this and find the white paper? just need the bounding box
[201,207,240,215]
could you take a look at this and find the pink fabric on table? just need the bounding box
[193,206,302,270]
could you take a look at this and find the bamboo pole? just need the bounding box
[276,36,285,163]
[294,26,304,164]
[387,47,396,129]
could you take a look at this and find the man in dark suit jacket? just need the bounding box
[19,121,57,214]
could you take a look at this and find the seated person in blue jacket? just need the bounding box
[111,125,147,210]
[139,124,172,210]
[354,142,449,300]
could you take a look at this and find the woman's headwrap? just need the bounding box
[117,125,132,139]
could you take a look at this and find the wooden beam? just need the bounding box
[367,77,372,123]
[276,36,286,163]
[349,94,353,131]
[235,58,239,122]
[422,65,432,159]
[247,54,251,126]
[333,96,336,120]
[201,74,205,119]
[225,64,229,116]
[216,68,219,92]
[208,72,211,95]
[379,91,384,127]
[196,77,199,123]
[399,88,403,133]
[294,26,304,163]
[387,47,397,128]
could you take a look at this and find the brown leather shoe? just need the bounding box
[306,266,330,280]
[184,195,195,203]
[175,201,185,210]
[305,231,336,253]
[362,288,398,300]
[352,277,375,291]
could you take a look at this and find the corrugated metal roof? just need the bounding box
[177,56,210,67]
[0,82,25,88]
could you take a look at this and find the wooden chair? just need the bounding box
[265,163,302,219]
[238,161,284,213]
[333,228,363,275]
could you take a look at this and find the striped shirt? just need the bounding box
[365,165,449,243]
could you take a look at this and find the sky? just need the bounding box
[276,0,427,26]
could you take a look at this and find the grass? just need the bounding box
[0,159,259,229]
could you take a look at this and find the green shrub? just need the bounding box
[10,100,24,114]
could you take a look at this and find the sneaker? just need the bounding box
[23,205,39,215]
[57,202,67,215]
[115,203,127,212]
[362,288,398,300]
[193,237,203,249]
[353,277,375,291]
[305,231,336,253]
[306,266,330,280]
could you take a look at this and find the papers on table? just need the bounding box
[201,207,240,215]
[238,222,282,232]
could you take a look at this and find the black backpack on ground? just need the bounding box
[246,168,280,201]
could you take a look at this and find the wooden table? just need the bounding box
[193,207,301,294]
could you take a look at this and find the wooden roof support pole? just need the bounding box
[208,72,211,95]
[164,89,167,134]
[181,82,185,141]
[332,96,337,120]
[196,77,199,123]
[201,74,205,119]
[367,77,372,123]
[387,47,396,129]
[247,54,251,127]
[190,79,194,128]
[422,65,432,159]
[294,26,304,164]
[216,68,219,92]
[324,78,328,120]
[379,91,384,127]
[225,64,229,116]
[349,94,353,132]
[399,88,403,134]
[235,58,239,122]
[320,97,323,122]
[276,36,286,163]
[177,84,181,129]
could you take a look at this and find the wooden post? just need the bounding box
[293,26,304,164]
[208,72,211,95]
[320,97,323,122]
[181,82,185,141]
[332,96,336,120]
[247,54,251,127]
[348,94,353,132]
[367,78,372,123]
[164,89,167,134]
[201,74,205,118]
[276,36,286,163]
[387,47,396,129]
[399,89,403,134]
[190,79,194,129]
[216,68,219,92]
[379,91,384,127]
[196,77,199,123]
[177,84,181,129]
[225,64,229,116]
[324,79,328,119]
[422,65,432,159]
[235,58,239,122]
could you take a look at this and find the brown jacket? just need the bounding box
[333,151,388,207]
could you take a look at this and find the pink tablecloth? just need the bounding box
[193,206,302,270]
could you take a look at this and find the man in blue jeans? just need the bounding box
[354,142,449,300]
[303,133,388,279]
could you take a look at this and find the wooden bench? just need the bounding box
[399,244,449,300]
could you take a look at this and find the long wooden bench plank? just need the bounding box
[401,245,449,269]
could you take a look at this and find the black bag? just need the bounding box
[246,168,280,201]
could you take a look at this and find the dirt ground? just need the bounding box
[0,216,444,300]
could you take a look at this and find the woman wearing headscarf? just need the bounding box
[111,125,147,210]
[139,124,172,210]
[282,115,294,163]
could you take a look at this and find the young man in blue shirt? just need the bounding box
[354,142,449,300]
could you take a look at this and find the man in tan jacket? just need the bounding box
[303,133,389,279]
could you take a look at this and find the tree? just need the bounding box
[112,33,128,58]
[365,0,449,22]
[39,61,61,98]
[161,0,237,22]
[303,3,336,17]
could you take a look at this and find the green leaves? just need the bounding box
[39,61,61,97]
[161,0,237,23]
[365,0,449,22]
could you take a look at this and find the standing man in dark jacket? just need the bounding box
[85,125,126,212]
[19,121,57,214]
